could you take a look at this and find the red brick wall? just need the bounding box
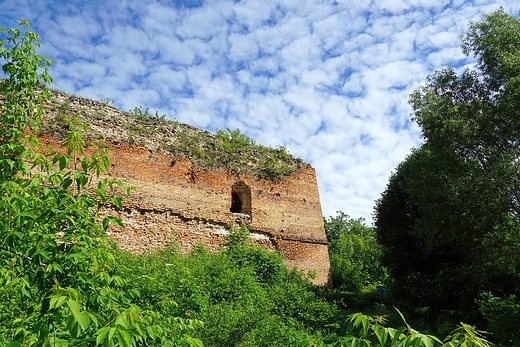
[39,92,331,284]
[100,144,330,284]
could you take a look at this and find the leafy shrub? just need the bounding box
[478,292,520,346]
[239,315,310,347]
[127,106,166,135]
[116,227,343,347]
[215,128,256,152]
[325,212,386,292]
[320,310,493,347]
[0,20,203,347]
[225,226,287,285]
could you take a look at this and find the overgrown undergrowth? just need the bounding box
[114,230,340,347]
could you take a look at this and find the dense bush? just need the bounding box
[116,227,340,347]
[478,292,520,346]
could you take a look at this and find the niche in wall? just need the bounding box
[230,181,251,216]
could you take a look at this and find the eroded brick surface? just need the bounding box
[39,92,331,285]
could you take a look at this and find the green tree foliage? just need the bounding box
[0,20,203,346]
[374,147,517,315]
[324,212,385,292]
[478,292,520,346]
[374,8,520,333]
[409,7,520,224]
[320,310,492,347]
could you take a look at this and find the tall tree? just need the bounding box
[324,212,384,291]
[410,8,520,219]
[375,8,520,317]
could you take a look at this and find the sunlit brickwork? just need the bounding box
[40,92,331,284]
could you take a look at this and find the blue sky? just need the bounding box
[1,0,519,221]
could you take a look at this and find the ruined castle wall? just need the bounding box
[103,208,274,254]
[92,143,327,283]
[39,92,331,285]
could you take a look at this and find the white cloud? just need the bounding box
[1,0,518,221]
[233,0,275,30]
[177,3,232,39]
[228,33,259,62]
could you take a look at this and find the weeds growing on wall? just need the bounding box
[161,126,302,179]
[40,92,304,180]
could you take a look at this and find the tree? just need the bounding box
[0,20,203,346]
[374,8,520,321]
[375,146,518,314]
[410,8,520,220]
[324,212,384,291]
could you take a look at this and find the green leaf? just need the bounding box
[108,327,117,344]
[49,295,68,309]
[102,217,110,232]
[80,156,89,172]
[19,211,35,219]
[63,177,73,189]
[59,155,70,171]
[420,335,435,347]
[96,327,111,346]
[390,326,408,343]
[102,216,123,231]
[20,285,31,298]
[186,336,204,347]
[67,315,80,338]
[116,329,133,347]
[113,196,123,210]
[66,298,90,338]
[114,312,131,330]
[374,326,388,346]
[96,187,106,199]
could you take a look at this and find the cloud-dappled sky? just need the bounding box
[1,0,519,222]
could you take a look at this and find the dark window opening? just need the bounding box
[230,192,242,213]
[230,181,252,216]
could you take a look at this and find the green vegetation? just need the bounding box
[0,15,509,347]
[0,20,203,347]
[478,292,520,345]
[324,212,386,292]
[115,228,338,347]
[127,106,165,136]
[374,8,520,345]
[162,126,300,179]
[322,310,492,347]
[40,90,303,180]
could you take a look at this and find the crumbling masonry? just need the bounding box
[40,91,331,284]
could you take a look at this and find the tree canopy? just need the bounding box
[374,8,520,319]
[324,212,384,291]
